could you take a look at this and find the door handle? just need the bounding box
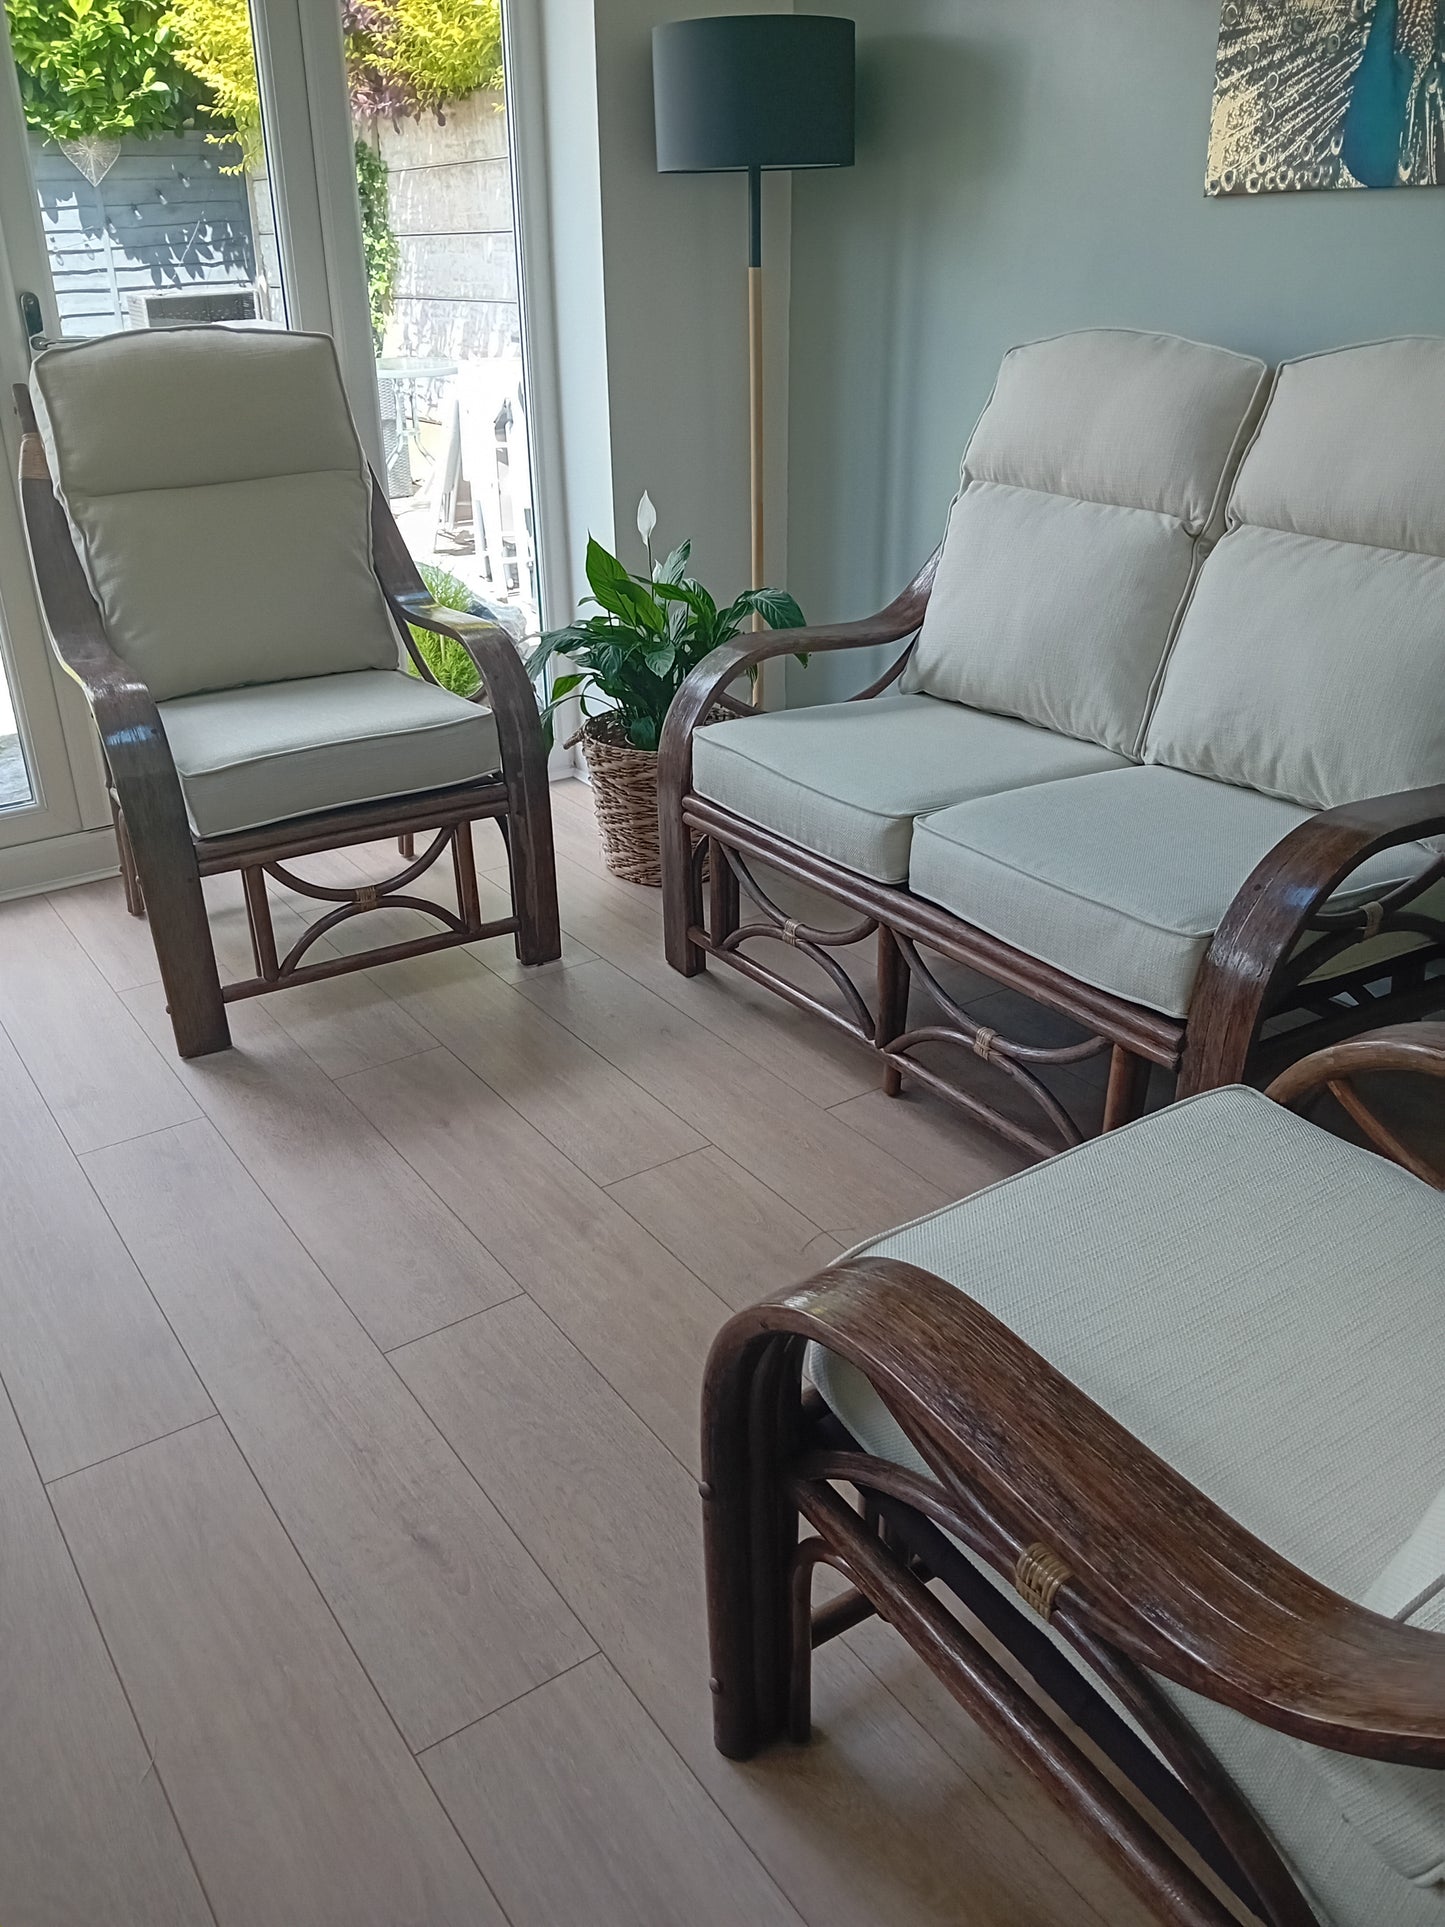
[18,291,47,353]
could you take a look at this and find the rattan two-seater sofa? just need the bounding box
[659,331,1445,1155]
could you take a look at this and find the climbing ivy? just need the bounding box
[354,137,399,350]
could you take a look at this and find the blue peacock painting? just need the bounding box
[1208,0,1445,193]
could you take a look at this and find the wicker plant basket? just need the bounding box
[575,715,667,885]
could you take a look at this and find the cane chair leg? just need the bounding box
[708,838,740,948]
[241,866,279,983]
[660,783,706,976]
[453,821,483,936]
[505,798,562,965]
[113,804,144,918]
[1103,1045,1152,1132]
[701,1330,806,1759]
[131,836,230,1058]
[877,925,910,1097]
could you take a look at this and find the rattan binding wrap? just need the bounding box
[1014,1542,1073,1622]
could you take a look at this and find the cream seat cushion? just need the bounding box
[1147,338,1445,809]
[1310,1505,1445,1891]
[909,765,1441,1018]
[690,694,1128,884]
[29,327,402,703]
[159,671,501,839]
[901,329,1269,756]
[809,1088,1445,1927]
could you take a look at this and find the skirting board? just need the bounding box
[0,826,120,903]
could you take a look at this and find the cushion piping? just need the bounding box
[55,462,365,506]
[909,815,1422,1016]
[950,475,1216,531]
[165,702,496,780]
[828,1084,1284,1264]
[912,825,1224,945]
[914,811,1418,935]
[694,727,1096,834]
[1131,362,1275,758]
[181,767,490,840]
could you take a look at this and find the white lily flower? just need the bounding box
[636,490,658,547]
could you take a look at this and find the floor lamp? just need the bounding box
[654,15,855,693]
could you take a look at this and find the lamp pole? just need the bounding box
[748,164,765,609]
[653,14,856,676]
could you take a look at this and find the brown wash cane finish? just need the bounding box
[13,385,560,1058]
[700,1025,1445,1927]
[657,559,1445,1154]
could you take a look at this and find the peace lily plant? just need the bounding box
[531,491,807,754]
[528,493,807,884]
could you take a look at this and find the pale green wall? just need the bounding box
[786,0,1445,702]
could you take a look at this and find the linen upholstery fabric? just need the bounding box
[690,694,1127,883]
[1364,1488,1445,1624]
[1312,1493,1445,1889]
[1146,338,1445,810]
[908,765,1438,1018]
[29,327,401,703]
[808,1087,1445,1927]
[902,329,1269,756]
[159,671,501,838]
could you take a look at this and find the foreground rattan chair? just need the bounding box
[16,326,558,1058]
[702,1024,1445,1927]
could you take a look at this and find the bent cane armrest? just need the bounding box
[16,403,188,835]
[15,397,231,1050]
[658,548,940,795]
[1182,784,1445,1095]
[1267,1022,1445,1107]
[370,481,559,960]
[369,486,546,792]
[1266,1021,1445,1187]
[705,1256,1445,1766]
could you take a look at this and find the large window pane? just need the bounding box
[8,0,285,341]
[0,655,32,811]
[350,8,539,643]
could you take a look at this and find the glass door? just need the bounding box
[0,0,298,885]
[344,4,543,647]
[0,0,547,892]
[0,47,91,866]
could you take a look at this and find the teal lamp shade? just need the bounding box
[652,15,854,608]
[653,16,855,176]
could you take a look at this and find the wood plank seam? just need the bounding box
[0,1369,224,1926]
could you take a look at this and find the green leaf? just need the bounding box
[626,715,660,752]
[653,539,691,586]
[584,535,631,607]
[653,579,716,631]
[723,587,807,636]
[529,625,589,681]
[548,671,585,700]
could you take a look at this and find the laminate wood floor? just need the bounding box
[0,780,1164,1927]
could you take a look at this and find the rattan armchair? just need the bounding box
[16,327,558,1059]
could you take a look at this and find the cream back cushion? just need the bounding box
[30,327,401,702]
[902,330,1270,756]
[1146,338,1445,809]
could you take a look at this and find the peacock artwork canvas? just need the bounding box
[1207,0,1445,193]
